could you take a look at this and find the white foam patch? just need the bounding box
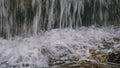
[0,27,120,67]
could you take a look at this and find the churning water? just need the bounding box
[0,27,120,68]
[0,0,120,68]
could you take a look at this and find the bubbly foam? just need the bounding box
[0,27,120,67]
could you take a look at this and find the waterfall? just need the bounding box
[0,0,120,37]
[0,0,120,68]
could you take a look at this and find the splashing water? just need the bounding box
[0,0,120,67]
[0,27,120,67]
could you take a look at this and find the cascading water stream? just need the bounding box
[1,0,120,37]
[0,0,120,68]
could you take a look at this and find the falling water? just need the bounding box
[0,0,120,37]
[0,0,120,68]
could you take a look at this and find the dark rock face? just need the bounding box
[109,53,120,64]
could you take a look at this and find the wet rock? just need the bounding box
[113,37,120,44]
[48,58,65,66]
[48,54,80,66]
[65,54,80,61]
[102,39,114,49]
[109,53,120,64]
[22,63,30,67]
